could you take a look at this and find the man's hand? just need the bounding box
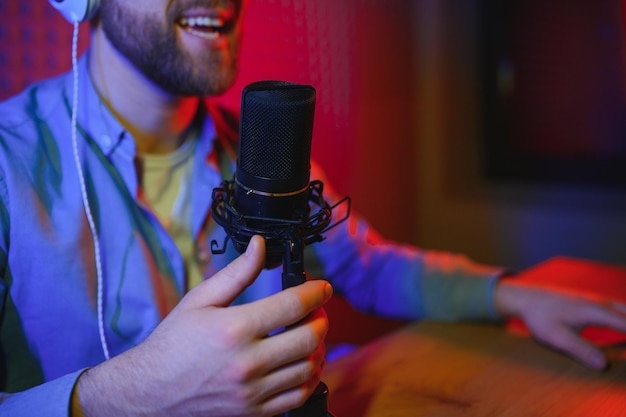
[494,279,626,370]
[75,235,333,417]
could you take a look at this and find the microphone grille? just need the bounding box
[239,81,316,187]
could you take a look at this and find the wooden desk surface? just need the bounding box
[323,258,626,417]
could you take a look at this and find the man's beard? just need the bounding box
[99,1,240,97]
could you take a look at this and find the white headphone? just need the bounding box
[49,0,100,23]
[47,0,111,360]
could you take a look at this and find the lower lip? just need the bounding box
[178,25,229,48]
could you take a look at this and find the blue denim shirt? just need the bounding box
[0,54,503,416]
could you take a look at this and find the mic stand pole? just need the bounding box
[275,229,335,417]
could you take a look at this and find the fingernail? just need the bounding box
[245,236,256,255]
[324,282,333,300]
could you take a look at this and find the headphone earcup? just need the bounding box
[49,0,100,23]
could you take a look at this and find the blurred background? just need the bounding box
[2,0,626,340]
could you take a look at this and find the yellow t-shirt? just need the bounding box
[138,137,203,289]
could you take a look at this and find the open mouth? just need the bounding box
[178,15,233,40]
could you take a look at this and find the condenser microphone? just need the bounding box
[211,80,350,288]
[211,80,344,417]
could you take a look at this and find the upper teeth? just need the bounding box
[180,16,223,28]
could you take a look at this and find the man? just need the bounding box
[0,1,624,416]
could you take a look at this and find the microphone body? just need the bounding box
[235,81,315,222]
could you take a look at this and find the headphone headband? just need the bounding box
[49,0,100,23]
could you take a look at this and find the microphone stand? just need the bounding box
[275,228,335,417]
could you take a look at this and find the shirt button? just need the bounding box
[197,248,211,263]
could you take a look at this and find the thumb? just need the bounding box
[181,235,266,309]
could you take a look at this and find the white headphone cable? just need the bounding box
[70,21,111,361]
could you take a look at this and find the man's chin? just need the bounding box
[153,66,239,98]
[197,71,239,97]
